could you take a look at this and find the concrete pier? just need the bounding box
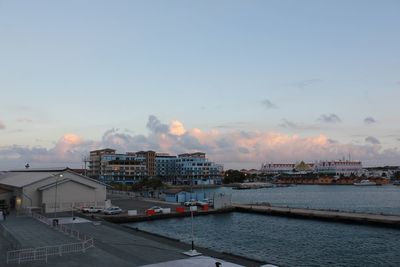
[233,204,400,228]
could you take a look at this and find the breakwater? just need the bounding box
[234,204,400,228]
[101,204,400,229]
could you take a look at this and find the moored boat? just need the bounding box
[353,179,376,186]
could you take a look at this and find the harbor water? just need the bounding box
[128,185,400,266]
[202,185,400,215]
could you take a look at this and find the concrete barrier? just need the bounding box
[190,206,197,212]
[161,208,171,214]
[128,210,137,216]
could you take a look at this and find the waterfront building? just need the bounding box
[260,163,296,174]
[176,152,224,185]
[89,149,224,185]
[88,148,149,184]
[0,168,106,213]
[155,153,177,183]
[134,151,156,177]
[314,160,362,176]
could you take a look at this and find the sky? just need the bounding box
[0,0,399,170]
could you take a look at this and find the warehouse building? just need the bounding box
[0,168,107,213]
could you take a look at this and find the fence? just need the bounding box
[6,210,94,264]
[6,238,94,264]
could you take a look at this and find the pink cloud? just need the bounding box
[0,116,399,170]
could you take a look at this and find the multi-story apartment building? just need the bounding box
[88,149,224,184]
[135,151,156,177]
[155,153,177,183]
[176,152,224,185]
[88,149,153,184]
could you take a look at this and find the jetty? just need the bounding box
[233,204,400,228]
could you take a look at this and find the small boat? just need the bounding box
[353,179,376,186]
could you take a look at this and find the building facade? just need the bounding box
[176,153,224,185]
[89,149,224,184]
[261,160,363,177]
[314,160,363,176]
[0,168,107,213]
[88,149,152,184]
[155,153,177,183]
[260,163,296,174]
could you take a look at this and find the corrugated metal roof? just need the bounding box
[0,171,61,188]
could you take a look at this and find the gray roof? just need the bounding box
[0,171,60,188]
[0,169,107,188]
[37,178,96,191]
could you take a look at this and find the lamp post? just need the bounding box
[54,173,63,219]
[183,171,201,257]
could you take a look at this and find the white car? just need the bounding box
[103,206,122,215]
[183,199,197,207]
[82,206,103,213]
[146,206,163,213]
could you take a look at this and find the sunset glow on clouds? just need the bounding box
[0,116,398,170]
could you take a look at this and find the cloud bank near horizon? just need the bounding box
[0,115,399,170]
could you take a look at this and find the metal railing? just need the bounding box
[6,238,94,264]
[6,210,95,264]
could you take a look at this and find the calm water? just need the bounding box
[200,185,400,215]
[129,213,400,266]
[128,186,400,266]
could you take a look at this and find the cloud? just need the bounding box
[0,121,5,130]
[1,115,400,170]
[17,118,33,123]
[279,119,319,131]
[279,119,298,129]
[169,120,186,136]
[261,99,277,109]
[364,117,377,125]
[291,79,322,89]
[318,114,342,124]
[146,115,169,134]
[365,136,381,145]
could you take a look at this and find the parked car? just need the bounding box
[146,206,163,213]
[103,206,122,215]
[81,206,103,213]
[183,199,197,207]
[196,201,208,207]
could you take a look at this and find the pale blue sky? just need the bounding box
[0,1,399,169]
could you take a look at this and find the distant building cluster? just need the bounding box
[88,149,224,185]
[261,160,363,177]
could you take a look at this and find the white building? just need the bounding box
[0,168,107,213]
[314,160,362,176]
[176,152,223,184]
[260,163,295,174]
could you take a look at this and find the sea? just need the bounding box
[127,185,400,266]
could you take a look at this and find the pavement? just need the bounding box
[0,210,265,267]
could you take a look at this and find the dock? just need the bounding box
[233,204,400,228]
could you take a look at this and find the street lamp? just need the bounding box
[54,173,63,219]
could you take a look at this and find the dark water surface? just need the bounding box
[128,186,400,266]
[202,185,400,215]
[129,213,400,266]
